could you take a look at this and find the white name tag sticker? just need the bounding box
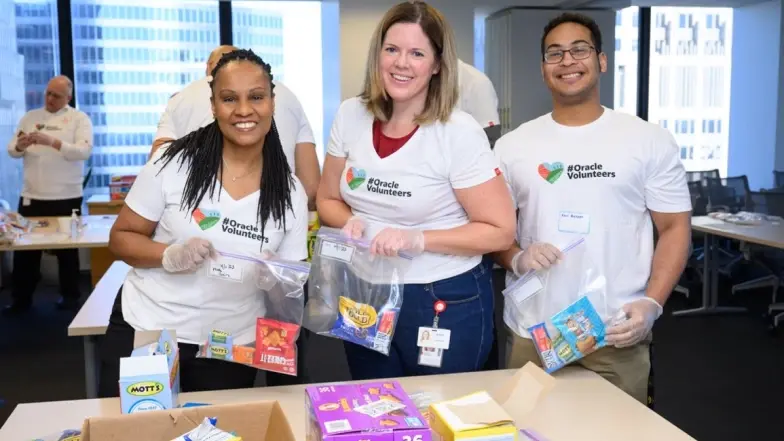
[418,347,443,368]
[22,197,31,206]
[510,275,544,304]
[320,240,355,263]
[558,211,590,234]
[417,327,451,350]
[208,256,243,283]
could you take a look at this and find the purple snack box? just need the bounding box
[305,381,432,441]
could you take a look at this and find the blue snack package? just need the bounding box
[204,330,234,361]
[527,323,577,373]
[551,296,607,358]
[328,296,398,355]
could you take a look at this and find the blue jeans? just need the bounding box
[344,263,495,380]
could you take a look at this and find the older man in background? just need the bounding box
[4,75,93,314]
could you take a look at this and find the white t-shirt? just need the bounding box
[327,97,500,283]
[154,77,315,172]
[495,108,691,339]
[7,106,93,200]
[121,150,309,345]
[457,59,500,129]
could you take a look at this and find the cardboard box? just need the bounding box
[80,401,295,441]
[119,329,180,414]
[428,391,517,441]
[428,363,557,441]
[305,380,431,441]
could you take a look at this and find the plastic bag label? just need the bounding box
[254,318,299,376]
[510,274,544,304]
[208,255,243,283]
[558,211,590,234]
[320,239,355,263]
[331,297,397,354]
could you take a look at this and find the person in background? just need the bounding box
[316,1,516,380]
[99,50,309,397]
[493,13,691,404]
[457,59,501,148]
[152,45,321,209]
[4,75,93,314]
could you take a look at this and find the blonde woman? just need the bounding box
[316,0,515,379]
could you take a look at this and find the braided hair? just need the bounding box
[157,49,294,243]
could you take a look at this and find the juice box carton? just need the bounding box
[119,329,180,414]
[305,380,431,441]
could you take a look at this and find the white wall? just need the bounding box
[728,0,781,189]
[338,0,476,101]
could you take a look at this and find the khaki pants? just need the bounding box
[506,329,651,405]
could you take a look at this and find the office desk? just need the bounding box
[0,368,696,441]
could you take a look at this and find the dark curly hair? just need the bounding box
[157,49,294,242]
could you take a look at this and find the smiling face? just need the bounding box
[379,22,440,109]
[210,60,274,149]
[541,22,607,104]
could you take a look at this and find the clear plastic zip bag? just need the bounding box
[503,238,621,373]
[303,226,413,355]
[197,251,310,376]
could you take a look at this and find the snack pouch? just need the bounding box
[30,430,81,441]
[504,238,618,373]
[303,226,413,355]
[197,252,310,376]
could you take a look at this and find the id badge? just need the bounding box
[558,211,590,234]
[417,327,451,350]
[418,347,443,368]
[208,255,243,282]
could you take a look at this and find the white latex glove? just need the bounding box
[510,242,563,277]
[605,298,663,348]
[161,238,213,273]
[341,215,366,240]
[370,228,425,257]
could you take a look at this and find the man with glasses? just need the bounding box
[492,13,691,404]
[5,75,93,314]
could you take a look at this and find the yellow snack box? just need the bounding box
[428,391,518,441]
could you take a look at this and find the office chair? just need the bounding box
[774,170,784,189]
[761,192,784,327]
[686,169,720,185]
[730,192,781,301]
[704,176,752,277]
[675,181,710,298]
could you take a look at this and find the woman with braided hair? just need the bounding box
[98,49,309,396]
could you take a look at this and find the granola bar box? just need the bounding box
[305,380,431,441]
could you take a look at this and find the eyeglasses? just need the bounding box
[543,45,595,64]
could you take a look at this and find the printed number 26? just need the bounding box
[402,436,423,441]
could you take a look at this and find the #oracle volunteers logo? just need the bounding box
[192,208,221,230]
[538,162,616,184]
[346,167,367,190]
[345,166,412,198]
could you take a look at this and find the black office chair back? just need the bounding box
[775,170,784,189]
[749,191,769,214]
[687,169,720,185]
[763,191,784,217]
[705,176,751,212]
[687,181,708,216]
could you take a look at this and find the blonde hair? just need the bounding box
[360,1,458,125]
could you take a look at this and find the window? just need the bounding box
[232,1,324,164]
[1,0,60,209]
[70,0,219,197]
[648,7,733,175]
[613,6,639,115]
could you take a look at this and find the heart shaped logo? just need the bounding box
[537,162,564,184]
[35,124,45,131]
[345,167,367,190]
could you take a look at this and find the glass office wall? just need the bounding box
[70,0,220,196]
[232,1,324,164]
[614,6,639,115]
[649,7,733,175]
